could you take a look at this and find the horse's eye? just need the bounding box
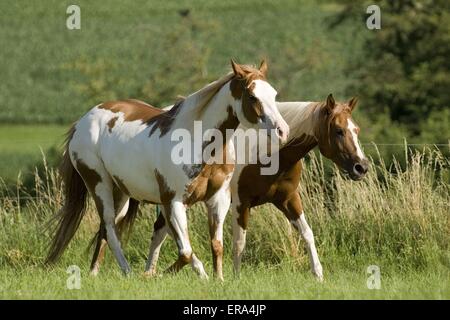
[336,128,345,136]
[249,94,257,101]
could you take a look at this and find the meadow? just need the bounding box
[0,0,448,300]
[0,148,448,299]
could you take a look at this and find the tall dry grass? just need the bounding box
[0,146,448,274]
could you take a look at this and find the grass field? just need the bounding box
[1,266,448,299]
[0,149,448,299]
[0,125,66,183]
[0,0,448,300]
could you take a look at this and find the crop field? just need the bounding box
[0,0,448,300]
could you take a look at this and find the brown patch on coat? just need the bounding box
[99,99,162,122]
[165,253,193,274]
[182,105,237,205]
[98,99,181,138]
[183,163,234,206]
[154,169,180,245]
[107,117,118,133]
[147,99,183,137]
[154,169,176,205]
[230,66,266,124]
[211,239,223,276]
[236,204,250,230]
[72,152,104,215]
[153,213,166,232]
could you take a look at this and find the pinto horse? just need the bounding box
[147,94,368,281]
[45,60,289,277]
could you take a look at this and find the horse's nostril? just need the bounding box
[353,163,366,175]
[277,127,283,138]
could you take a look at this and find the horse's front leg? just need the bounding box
[275,193,323,281]
[163,200,208,279]
[205,187,231,281]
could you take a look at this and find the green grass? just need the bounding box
[0,147,448,299]
[0,125,66,183]
[0,266,448,299]
[0,1,448,300]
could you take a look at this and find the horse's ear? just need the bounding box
[259,59,268,77]
[231,59,245,78]
[325,93,336,114]
[348,97,358,111]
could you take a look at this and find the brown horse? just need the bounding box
[147,94,368,281]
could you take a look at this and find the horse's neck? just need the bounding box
[278,101,321,165]
[173,82,235,134]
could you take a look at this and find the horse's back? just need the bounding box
[98,99,163,123]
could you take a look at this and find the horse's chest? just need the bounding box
[183,163,234,205]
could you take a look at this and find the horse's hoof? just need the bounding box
[143,270,157,278]
[90,270,99,277]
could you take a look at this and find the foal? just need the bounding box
[45,60,289,277]
[147,94,368,281]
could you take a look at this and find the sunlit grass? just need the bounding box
[0,146,448,299]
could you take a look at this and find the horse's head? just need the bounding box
[316,94,369,181]
[230,59,289,143]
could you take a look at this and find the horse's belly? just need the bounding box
[99,138,160,202]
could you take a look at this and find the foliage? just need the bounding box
[332,0,450,141]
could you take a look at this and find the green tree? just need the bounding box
[332,0,450,139]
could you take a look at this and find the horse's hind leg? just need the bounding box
[90,188,129,276]
[90,224,107,276]
[144,210,169,277]
[274,193,323,281]
[76,155,131,275]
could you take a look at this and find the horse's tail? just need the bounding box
[45,125,88,265]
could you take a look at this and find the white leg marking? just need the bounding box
[292,212,323,281]
[206,186,231,280]
[191,254,209,280]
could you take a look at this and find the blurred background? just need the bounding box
[0,0,448,190]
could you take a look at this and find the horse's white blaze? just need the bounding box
[347,119,365,161]
[252,79,289,141]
